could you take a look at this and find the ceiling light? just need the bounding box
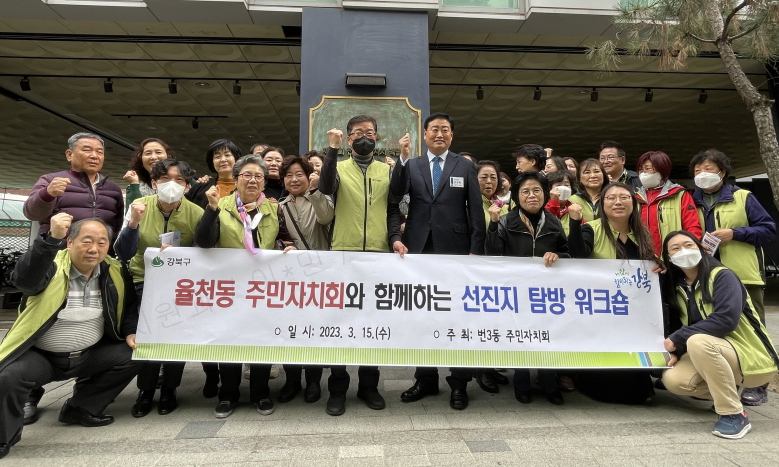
[645,88,653,102]
[168,79,177,94]
[192,117,199,129]
[476,86,484,101]
[698,89,708,104]
[210,127,219,131]
[590,87,599,102]
[533,86,542,101]
[104,78,113,93]
[195,82,210,88]
[295,82,301,96]
[233,80,241,95]
[20,76,30,92]
[579,89,589,94]
[345,73,386,87]
[146,126,157,130]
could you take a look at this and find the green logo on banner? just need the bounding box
[151,257,164,267]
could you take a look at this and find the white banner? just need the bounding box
[134,248,669,368]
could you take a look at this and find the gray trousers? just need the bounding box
[0,341,140,444]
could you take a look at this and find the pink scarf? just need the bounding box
[235,192,265,255]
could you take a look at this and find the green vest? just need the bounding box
[655,193,685,245]
[587,220,638,259]
[482,195,508,228]
[129,195,204,282]
[331,158,390,252]
[676,267,778,376]
[697,190,763,285]
[0,250,126,368]
[561,194,597,235]
[216,193,279,250]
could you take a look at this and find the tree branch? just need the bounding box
[685,32,718,44]
[729,23,761,42]
[721,0,752,42]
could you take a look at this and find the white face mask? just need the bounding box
[639,172,662,189]
[670,248,702,269]
[694,171,722,190]
[556,185,572,201]
[156,180,185,204]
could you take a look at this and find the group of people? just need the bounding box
[0,112,778,460]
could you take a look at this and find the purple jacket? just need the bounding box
[24,169,124,240]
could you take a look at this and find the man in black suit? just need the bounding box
[390,112,485,410]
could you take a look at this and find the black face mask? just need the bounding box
[351,136,376,156]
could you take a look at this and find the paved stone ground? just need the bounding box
[2,310,778,465]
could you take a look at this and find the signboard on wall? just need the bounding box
[308,96,422,160]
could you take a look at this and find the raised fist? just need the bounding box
[46,177,71,197]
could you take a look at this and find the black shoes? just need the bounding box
[357,389,386,410]
[449,389,469,410]
[278,381,303,403]
[304,382,321,403]
[326,393,346,416]
[475,371,499,394]
[255,398,275,415]
[546,391,564,406]
[214,400,237,418]
[131,390,155,418]
[158,387,178,415]
[0,431,22,460]
[401,381,440,402]
[23,401,39,425]
[58,401,114,427]
[515,389,532,404]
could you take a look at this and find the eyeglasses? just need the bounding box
[348,130,376,138]
[519,188,544,197]
[599,155,621,162]
[604,195,632,203]
[238,173,265,182]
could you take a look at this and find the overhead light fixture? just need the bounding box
[233,80,241,95]
[590,87,599,102]
[194,81,210,88]
[698,89,708,104]
[20,76,30,92]
[345,73,386,88]
[645,88,653,102]
[168,79,178,94]
[192,117,199,129]
[104,78,113,93]
[476,86,484,101]
[295,81,301,96]
[533,86,542,101]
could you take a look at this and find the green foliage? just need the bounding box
[589,0,779,70]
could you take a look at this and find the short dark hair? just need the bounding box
[546,169,577,189]
[280,155,313,179]
[689,148,732,179]
[512,144,546,171]
[511,170,549,207]
[129,138,175,186]
[424,112,454,131]
[546,156,567,172]
[347,115,378,136]
[68,218,112,243]
[303,150,325,161]
[476,160,502,178]
[250,143,269,154]
[576,158,609,204]
[206,139,241,173]
[259,146,286,159]
[599,140,625,159]
[150,159,196,183]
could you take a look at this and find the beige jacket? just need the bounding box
[279,190,334,251]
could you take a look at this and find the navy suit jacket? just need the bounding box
[390,152,485,255]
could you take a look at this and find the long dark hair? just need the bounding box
[576,158,608,205]
[129,138,174,186]
[597,182,657,263]
[661,230,722,309]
